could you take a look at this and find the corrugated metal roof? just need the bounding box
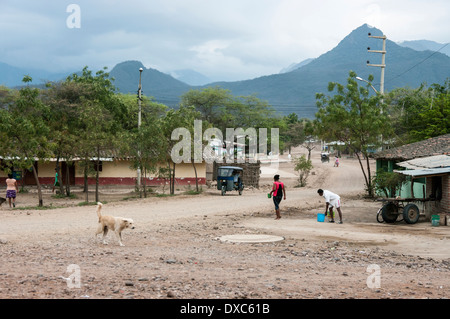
[394,167,450,177]
[396,155,450,169]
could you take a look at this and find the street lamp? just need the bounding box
[138,67,143,128]
[137,68,143,193]
[356,76,379,94]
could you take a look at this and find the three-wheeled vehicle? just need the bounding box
[217,166,244,196]
[321,152,330,163]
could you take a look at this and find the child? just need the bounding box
[6,173,18,208]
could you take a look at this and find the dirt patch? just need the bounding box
[0,148,449,300]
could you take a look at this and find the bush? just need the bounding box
[294,155,313,187]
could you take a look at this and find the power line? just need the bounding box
[380,42,450,86]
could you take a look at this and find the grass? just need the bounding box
[13,204,64,210]
[51,193,78,199]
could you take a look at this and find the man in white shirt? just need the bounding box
[317,189,343,224]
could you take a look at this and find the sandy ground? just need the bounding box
[0,147,449,301]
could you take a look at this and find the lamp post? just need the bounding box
[356,76,378,94]
[137,68,143,193]
[138,67,143,128]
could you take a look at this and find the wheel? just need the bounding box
[403,204,420,224]
[221,185,226,196]
[381,202,398,223]
[376,207,384,223]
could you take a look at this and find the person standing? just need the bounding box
[52,168,60,193]
[269,175,286,220]
[6,173,18,208]
[334,156,339,167]
[317,189,343,224]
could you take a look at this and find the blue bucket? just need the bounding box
[317,213,325,222]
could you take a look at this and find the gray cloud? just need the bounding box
[1,0,449,81]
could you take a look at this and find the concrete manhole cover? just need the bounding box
[218,234,285,243]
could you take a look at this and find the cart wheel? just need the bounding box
[381,202,398,223]
[403,204,420,224]
[376,207,384,223]
[221,185,226,196]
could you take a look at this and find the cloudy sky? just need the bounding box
[1,0,449,82]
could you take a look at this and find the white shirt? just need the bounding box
[322,190,340,203]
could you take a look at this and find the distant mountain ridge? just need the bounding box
[397,40,450,57]
[1,24,449,119]
[0,62,71,87]
[279,58,315,73]
[200,24,450,118]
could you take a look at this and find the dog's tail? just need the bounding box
[96,202,103,222]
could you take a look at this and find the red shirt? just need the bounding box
[273,182,284,197]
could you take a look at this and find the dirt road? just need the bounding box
[0,148,449,300]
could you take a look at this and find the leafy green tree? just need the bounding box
[373,171,406,198]
[65,67,128,202]
[0,76,51,206]
[180,87,230,126]
[385,80,450,144]
[43,80,89,196]
[118,93,168,197]
[161,106,201,195]
[315,71,392,197]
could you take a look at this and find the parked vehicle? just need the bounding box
[217,166,244,196]
[321,153,330,163]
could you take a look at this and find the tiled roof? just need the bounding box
[373,134,450,161]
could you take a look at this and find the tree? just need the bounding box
[118,93,167,197]
[373,171,406,198]
[0,76,51,206]
[294,155,313,187]
[180,87,231,126]
[315,71,392,197]
[161,106,201,195]
[385,80,450,144]
[66,67,127,202]
[43,80,88,196]
[281,114,305,155]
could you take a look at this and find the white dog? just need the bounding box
[95,202,135,246]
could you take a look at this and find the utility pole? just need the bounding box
[367,32,386,96]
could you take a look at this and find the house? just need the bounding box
[0,157,207,188]
[373,134,450,216]
[393,155,449,216]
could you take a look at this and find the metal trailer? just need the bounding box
[376,197,436,224]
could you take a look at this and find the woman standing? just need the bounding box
[6,173,18,208]
[269,175,286,220]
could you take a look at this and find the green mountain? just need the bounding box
[111,24,450,119]
[109,60,192,106]
[203,24,450,118]
[0,62,71,88]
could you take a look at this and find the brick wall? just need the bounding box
[212,161,261,188]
